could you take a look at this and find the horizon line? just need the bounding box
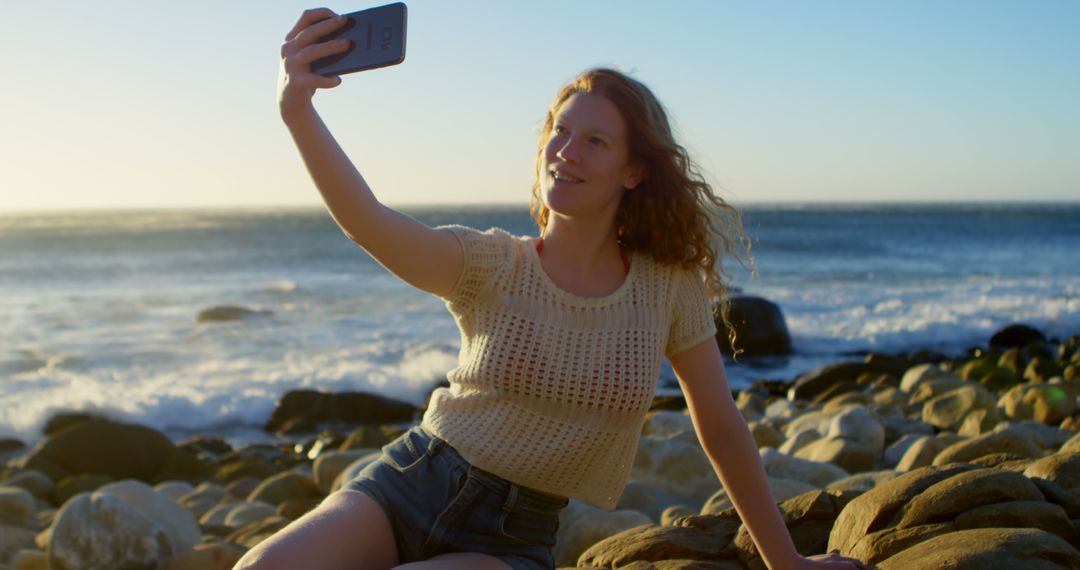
[3,198,1080,217]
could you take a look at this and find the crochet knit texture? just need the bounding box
[421,225,717,509]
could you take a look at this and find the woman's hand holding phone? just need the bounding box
[278,8,351,120]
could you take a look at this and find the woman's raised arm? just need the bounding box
[277,8,462,298]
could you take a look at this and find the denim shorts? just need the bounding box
[343,424,569,570]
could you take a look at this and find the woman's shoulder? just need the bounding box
[435,224,529,264]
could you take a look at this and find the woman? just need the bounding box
[237,8,867,570]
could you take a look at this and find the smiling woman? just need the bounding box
[238,9,865,568]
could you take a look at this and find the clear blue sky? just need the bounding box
[2,1,1078,213]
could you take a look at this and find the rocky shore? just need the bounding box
[1,323,1079,569]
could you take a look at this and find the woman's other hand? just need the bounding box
[278,7,351,118]
[799,551,868,569]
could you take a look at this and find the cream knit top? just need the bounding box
[420,225,717,509]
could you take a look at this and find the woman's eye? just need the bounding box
[553,125,567,134]
[590,137,605,146]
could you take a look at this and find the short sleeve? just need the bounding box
[665,267,718,356]
[437,224,512,312]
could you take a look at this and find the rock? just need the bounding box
[1024,452,1080,490]
[2,471,54,503]
[577,524,737,567]
[177,482,229,520]
[788,362,895,403]
[195,305,271,322]
[759,448,848,487]
[313,450,373,495]
[671,509,743,540]
[922,384,997,431]
[645,411,696,438]
[876,528,1080,570]
[160,543,245,570]
[0,525,38,563]
[49,490,190,570]
[660,505,697,526]
[846,522,956,566]
[733,490,840,570]
[898,364,957,394]
[871,386,908,408]
[958,407,1000,436]
[631,436,719,504]
[1025,356,1062,385]
[223,501,278,529]
[246,471,320,506]
[615,559,745,569]
[895,434,964,472]
[616,480,688,523]
[713,296,792,357]
[827,406,885,452]
[53,474,113,506]
[747,421,784,449]
[1000,382,1077,424]
[338,425,398,451]
[153,481,195,502]
[1063,431,1080,454]
[778,429,822,456]
[199,502,245,527]
[933,429,1044,466]
[783,412,830,440]
[0,486,37,528]
[702,477,817,514]
[892,468,1044,529]
[822,391,871,416]
[953,500,1076,544]
[907,375,968,406]
[990,323,1048,350]
[764,398,798,418]
[1029,477,1080,518]
[997,420,1075,450]
[795,436,879,474]
[10,547,49,570]
[20,419,180,484]
[264,390,417,433]
[825,470,899,494]
[883,434,925,468]
[554,501,652,567]
[879,415,933,445]
[827,464,978,554]
[94,480,201,552]
[215,455,279,484]
[225,515,291,549]
[225,477,262,499]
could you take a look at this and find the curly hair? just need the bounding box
[529,68,756,356]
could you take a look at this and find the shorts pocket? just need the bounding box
[381,428,429,473]
[495,507,560,546]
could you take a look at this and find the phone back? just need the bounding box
[311,3,407,76]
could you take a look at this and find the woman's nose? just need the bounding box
[556,136,581,162]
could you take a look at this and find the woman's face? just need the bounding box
[540,92,642,221]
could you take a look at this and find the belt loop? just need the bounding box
[423,427,441,456]
[502,482,519,512]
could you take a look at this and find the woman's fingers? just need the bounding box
[293,38,350,67]
[292,14,348,47]
[281,13,347,59]
[284,7,338,42]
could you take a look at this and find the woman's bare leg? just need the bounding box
[233,489,398,570]
[393,553,513,570]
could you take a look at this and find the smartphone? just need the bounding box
[310,3,407,76]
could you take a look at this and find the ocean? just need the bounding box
[2,203,1078,446]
